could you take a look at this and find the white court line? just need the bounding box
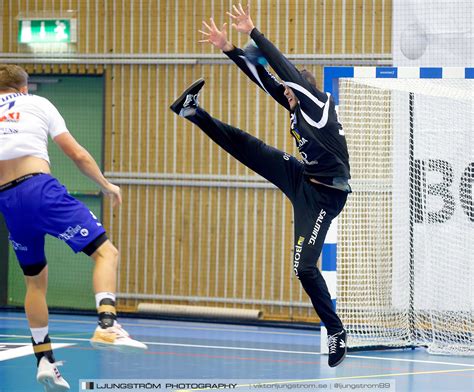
[1,334,473,368]
[0,316,320,337]
[0,343,74,361]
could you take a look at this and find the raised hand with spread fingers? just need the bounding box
[199,18,233,51]
[227,3,255,35]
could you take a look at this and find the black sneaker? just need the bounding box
[327,329,347,367]
[170,78,205,117]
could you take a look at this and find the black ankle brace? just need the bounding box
[32,334,56,366]
[98,298,117,328]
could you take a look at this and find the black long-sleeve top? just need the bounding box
[224,28,351,192]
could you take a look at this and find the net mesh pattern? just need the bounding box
[337,78,473,355]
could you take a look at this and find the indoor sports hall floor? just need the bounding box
[0,310,473,392]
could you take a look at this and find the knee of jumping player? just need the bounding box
[23,263,48,296]
[90,238,119,268]
[293,251,319,280]
[294,263,318,281]
[102,242,119,267]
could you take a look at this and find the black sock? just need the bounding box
[98,298,117,328]
[32,334,56,366]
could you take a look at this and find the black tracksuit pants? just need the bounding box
[188,108,348,334]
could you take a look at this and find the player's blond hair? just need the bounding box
[0,64,29,92]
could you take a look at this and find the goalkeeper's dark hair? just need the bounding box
[300,69,318,90]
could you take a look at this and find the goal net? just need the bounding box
[336,74,473,355]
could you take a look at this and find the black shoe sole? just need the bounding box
[328,347,347,367]
[169,78,205,114]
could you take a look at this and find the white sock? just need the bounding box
[31,326,49,344]
[95,292,116,308]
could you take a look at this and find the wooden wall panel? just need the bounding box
[3,0,392,55]
[104,62,301,176]
[104,184,312,320]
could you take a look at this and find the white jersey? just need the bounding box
[0,93,69,163]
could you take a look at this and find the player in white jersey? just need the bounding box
[0,65,147,392]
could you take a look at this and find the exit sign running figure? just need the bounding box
[18,19,77,43]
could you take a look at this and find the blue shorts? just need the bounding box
[0,173,106,275]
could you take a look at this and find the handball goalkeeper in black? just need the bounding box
[170,3,350,367]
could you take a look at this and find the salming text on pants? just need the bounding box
[188,108,348,334]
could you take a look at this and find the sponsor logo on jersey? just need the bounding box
[0,98,17,109]
[308,209,327,245]
[58,225,82,241]
[0,127,19,134]
[291,129,308,148]
[80,228,89,237]
[293,236,305,276]
[0,112,20,123]
[289,113,312,157]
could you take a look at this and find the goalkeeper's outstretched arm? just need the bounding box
[199,17,290,110]
[228,3,332,126]
[224,46,290,110]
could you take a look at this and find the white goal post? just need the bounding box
[322,67,473,356]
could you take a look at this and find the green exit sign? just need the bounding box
[18,19,77,43]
